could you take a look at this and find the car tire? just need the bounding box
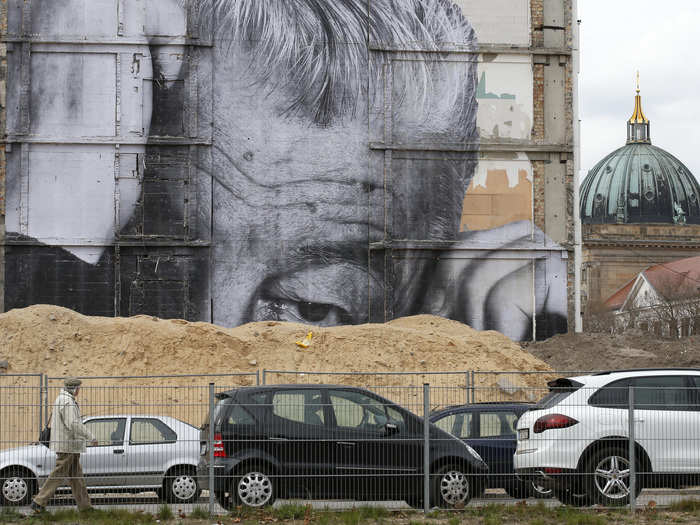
[530,480,553,499]
[163,467,199,504]
[0,467,36,506]
[233,466,276,508]
[586,446,641,507]
[431,464,473,508]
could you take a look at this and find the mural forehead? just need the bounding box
[3,0,570,342]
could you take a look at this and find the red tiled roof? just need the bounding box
[603,255,700,311]
[604,279,637,311]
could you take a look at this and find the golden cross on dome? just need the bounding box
[636,71,640,93]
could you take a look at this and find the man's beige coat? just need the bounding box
[49,389,94,453]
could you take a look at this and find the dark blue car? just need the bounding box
[430,402,551,499]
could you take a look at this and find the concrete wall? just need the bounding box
[1,0,575,341]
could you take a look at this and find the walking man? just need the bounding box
[31,378,97,513]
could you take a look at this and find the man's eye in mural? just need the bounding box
[255,294,354,325]
[248,262,371,326]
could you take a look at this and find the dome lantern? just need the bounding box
[627,72,650,144]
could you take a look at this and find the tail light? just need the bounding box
[533,414,578,434]
[213,433,226,457]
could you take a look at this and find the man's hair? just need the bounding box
[198,0,478,130]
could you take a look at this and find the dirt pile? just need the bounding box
[0,305,553,445]
[0,305,550,382]
[522,330,700,372]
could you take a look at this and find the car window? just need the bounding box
[633,376,690,411]
[386,406,405,426]
[588,378,632,408]
[272,389,325,426]
[130,418,177,444]
[85,418,126,447]
[225,404,256,427]
[433,413,472,438]
[329,390,389,432]
[434,414,456,434]
[479,412,519,437]
[690,376,700,410]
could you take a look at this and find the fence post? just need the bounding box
[209,382,215,515]
[262,369,267,385]
[38,375,44,433]
[256,370,260,385]
[628,384,636,512]
[423,383,430,514]
[465,372,470,404]
[43,375,49,429]
[470,370,475,403]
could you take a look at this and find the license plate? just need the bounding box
[518,429,529,441]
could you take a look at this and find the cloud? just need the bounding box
[578,0,700,181]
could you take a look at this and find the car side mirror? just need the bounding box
[384,423,399,436]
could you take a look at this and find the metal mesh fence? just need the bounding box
[3,370,700,514]
[0,374,43,450]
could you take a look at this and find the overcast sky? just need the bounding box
[578,0,700,183]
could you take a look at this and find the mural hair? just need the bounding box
[193,0,478,129]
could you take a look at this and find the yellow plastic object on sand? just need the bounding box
[296,331,313,348]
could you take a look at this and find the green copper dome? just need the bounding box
[580,86,700,224]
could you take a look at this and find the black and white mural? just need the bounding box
[4,0,568,340]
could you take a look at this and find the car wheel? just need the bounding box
[530,480,553,498]
[235,468,275,508]
[163,467,199,504]
[431,465,472,508]
[587,447,641,506]
[0,468,36,506]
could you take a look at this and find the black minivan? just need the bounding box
[198,385,488,508]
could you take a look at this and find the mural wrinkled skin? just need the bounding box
[4,0,568,340]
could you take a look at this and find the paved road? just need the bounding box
[14,488,700,516]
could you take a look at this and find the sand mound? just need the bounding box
[0,305,552,445]
[0,305,550,381]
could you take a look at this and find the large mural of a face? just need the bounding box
[3,0,568,341]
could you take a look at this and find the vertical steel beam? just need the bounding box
[423,383,430,514]
[208,382,215,515]
[628,384,636,512]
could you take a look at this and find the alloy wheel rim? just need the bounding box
[594,455,631,499]
[439,470,469,506]
[238,472,272,507]
[2,477,28,502]
[172,475,197,500]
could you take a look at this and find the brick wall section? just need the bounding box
[531,0,546,233]
[531,0,544,47]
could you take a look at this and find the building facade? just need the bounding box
[1,0,578,341]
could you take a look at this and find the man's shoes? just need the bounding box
[30,500,46,513]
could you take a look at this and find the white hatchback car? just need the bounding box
[514,369,700,506]
[0,415,201,506]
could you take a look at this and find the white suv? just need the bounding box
[514,369,700,506]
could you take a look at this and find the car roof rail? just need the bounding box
[592,368,700,376]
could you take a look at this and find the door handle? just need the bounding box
[337,441,356,446]
[269,437,288,441]
[113,449,125,454]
